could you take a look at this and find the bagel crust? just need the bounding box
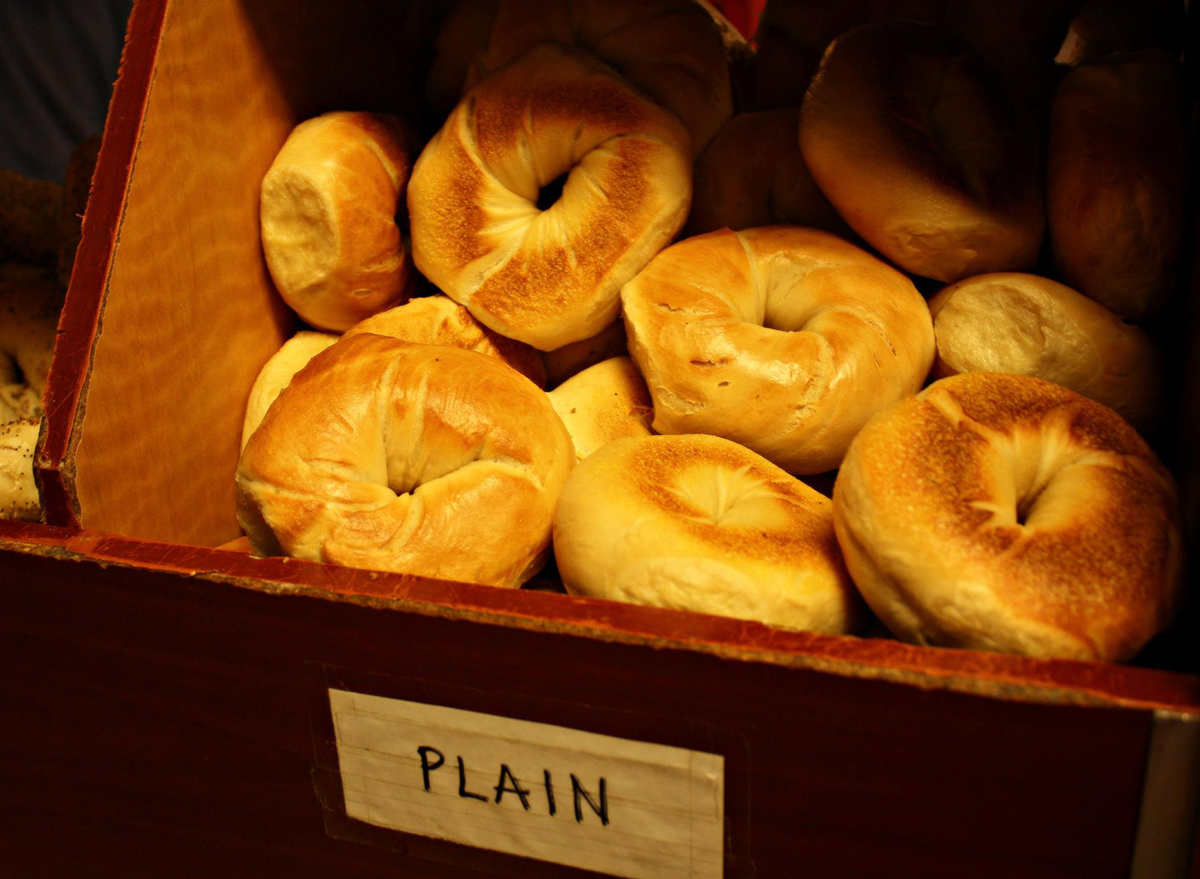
[236,334,574,587]
[799,22,1044,282]
[833,373,1183,661]
[622,226,934,475]
[547,356,653,461]
[554,434,864,633]
[408,43,692,351]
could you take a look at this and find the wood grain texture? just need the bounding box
[0,530,1165,877]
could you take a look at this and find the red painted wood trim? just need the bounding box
[35,0,170,528]
[3,518,1197,712]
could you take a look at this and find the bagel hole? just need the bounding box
[536,172,569,211]
[1016,485,1047,526]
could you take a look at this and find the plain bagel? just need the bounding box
[553,433,864,633]
[622,226,935,475]
[409,43,692,351]
[799,21,1044,282]
[236,334,574,587]
[833,372,1182,661]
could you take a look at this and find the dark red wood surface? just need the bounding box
[35,0,168,529]
[0,526,1167,877]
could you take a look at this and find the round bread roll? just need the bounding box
[236,334,573,587]
[686,109,849,238]
[345,295,546,387]
[0,417,39,521]
[799,22,1044,282]
[929,273,1164,432]
[544,319,628,388]
[1048,51,1187,320]
[241,331,338,450]
[548,357,652,461]
[428,0,732,155]
[554,434,864,633]
[261,111,415,332]
[409,44,692,351]
[833,372,1182,661]
[622,226,935,475]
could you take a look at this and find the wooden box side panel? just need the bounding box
[64,0,444,545]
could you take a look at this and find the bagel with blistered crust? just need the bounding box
[622,226,934,475]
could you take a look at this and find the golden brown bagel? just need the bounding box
[428,0,732,155]
[929,273,1164,432]
[833,372,1182,661]
[622,226,934,475]
[260,111,415,331]
[409,44,692,351]
[345,295,546,387]
[799,22,1044,282]
[236,334,574,587]
[686,109,849,238]
[553,433,864,633]
[1048,51,1187,320]
[548,357,653,461]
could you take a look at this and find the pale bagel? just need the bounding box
[799,22,1044,282]
[622,226,934,475]
[240,331,339,451]
[408,44,692,351]
[547,357,652,461]
[236,335,573,587]
[261,111,415,331]
[929,273,1164,431]
[553,433,864,633]
[833,372,1182,661]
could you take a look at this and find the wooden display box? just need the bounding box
[3,0,1200,876]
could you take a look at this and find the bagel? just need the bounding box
[547,356,652,461]
[428,0,732,155]
[1048,51,1187,320]
[929,273,1164,432]
[236,334,573,587]
[686,109,848,238]
[409,43,692,351]
[260,111,415,331]
[553,433,864,633]
[621,226,934,475]
[1,276,60,399]
[833,372,1183,661]
[0,418,39,521]
[799,21,1044,282]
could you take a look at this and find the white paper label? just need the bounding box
[329,688,725,878]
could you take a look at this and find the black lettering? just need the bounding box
[493,763,531,810]
[544,769,556,816]
[416,746,444,792]
[571,774,609,826]
[457,756,489,802]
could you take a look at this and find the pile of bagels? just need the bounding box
[237,0,1187,664]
